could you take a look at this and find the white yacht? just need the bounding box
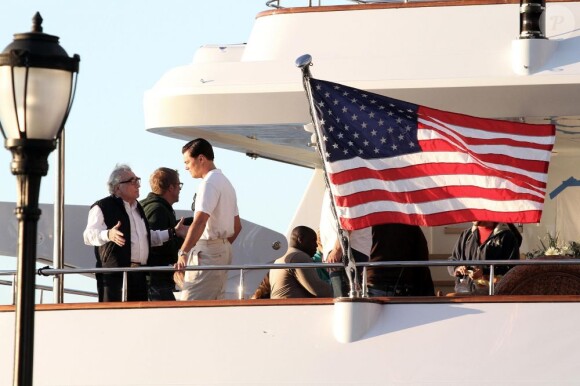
[2,1,580,384]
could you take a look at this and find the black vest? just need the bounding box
[92,195,151,268]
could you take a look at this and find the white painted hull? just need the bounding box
[1,299,579,385]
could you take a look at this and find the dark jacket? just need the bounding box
[448,222,521,279]
[368,223,435,296]
[92,195,151,268]
[140,192,182,284]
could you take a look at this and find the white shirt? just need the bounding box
[83,199,169,265]
[319,189,372,259]
[195,169,239,240]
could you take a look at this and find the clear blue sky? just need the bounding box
[0,1,316,302]
[0,1,313,234]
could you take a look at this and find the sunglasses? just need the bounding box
[119,177,141,185]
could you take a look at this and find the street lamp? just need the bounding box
[0,12,79,386]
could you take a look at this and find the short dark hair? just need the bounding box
[182,138,214,161]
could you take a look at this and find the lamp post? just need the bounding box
[0,13,79,386]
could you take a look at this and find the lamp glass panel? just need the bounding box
[0,66,72,140]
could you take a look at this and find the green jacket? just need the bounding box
[140,192,183,284]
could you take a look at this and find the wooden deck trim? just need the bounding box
[257,0,574,18]
[2,295,580,313]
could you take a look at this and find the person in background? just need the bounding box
[319,189,372,297]
[448,221,521,293]
[140,167,184,301]
[367,223,435,297]
[252,229,330,299]
[176,138,242,300]
[83,164,187,302]
[270,226,332,299]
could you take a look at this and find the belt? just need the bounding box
[196,238,227,246]
[130,262,144,268]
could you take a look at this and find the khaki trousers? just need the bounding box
[180,239,232,300]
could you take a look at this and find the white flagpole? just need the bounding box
[296,54,360,298]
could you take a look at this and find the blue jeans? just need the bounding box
[329,248,368,297]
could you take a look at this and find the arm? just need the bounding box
[176,211,210,269]
[83,206,124,247]
[294,254,333,297]
[150,218,186,247]
[227,215,242,244]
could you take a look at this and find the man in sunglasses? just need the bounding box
[140,167,184,301]
[83,164,187,302]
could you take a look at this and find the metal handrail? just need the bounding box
[0,279,98,298]
[2,258,579,302]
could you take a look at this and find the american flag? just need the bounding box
[309,78,556,230]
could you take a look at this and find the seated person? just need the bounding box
[270,226,333,299]
[367,223,435,296]
[448,221,521,293]
[251,274,271,299]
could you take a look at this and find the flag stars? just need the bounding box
[337,133,344,139]
[324,92,330,98]
[360,105,366,111]
[343,149,349,155]
[374,148,380,154]
[409,142,415,148]
[353,132,359,139]
[351,114,358,121]
[380,137,387,144]
[387,127,394,133]
[396,117,403,124]
[361,122,368,129]
[378,119,384,126]
[318,101,325,108]
[333,99,339,105]
[391,144,398,150]
[333,143,339,149]
[398,134,404,141]
[342,106,348,113]
[363,140,370,146]
[369,112,375,118]
[351,98,358,104]
[371,129,377,136]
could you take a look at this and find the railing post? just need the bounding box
[12,273,17,305]
[122,271,128,302]
[238,269,245,300]
[489,265,495,295]
[361,266,368,298]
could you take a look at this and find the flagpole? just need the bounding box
[296,54,360,298]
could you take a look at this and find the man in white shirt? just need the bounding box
[176,139,242,300]
[83,164,186,302]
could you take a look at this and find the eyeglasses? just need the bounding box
[119,177,141,185]
[178,182,184,189]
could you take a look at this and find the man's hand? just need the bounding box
[174,217,188,238]
[454,265,468,276]
[108,221,125,247]
[326,248,343,263]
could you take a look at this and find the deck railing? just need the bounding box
[2,258,579,303]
